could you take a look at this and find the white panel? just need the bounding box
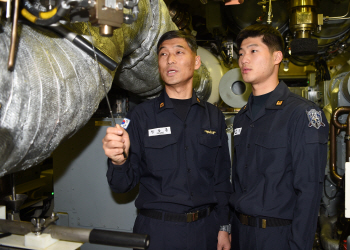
[345,162,350,218]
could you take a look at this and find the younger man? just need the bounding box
[230,24,329,250]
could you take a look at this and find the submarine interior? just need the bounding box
[1,0,350,249]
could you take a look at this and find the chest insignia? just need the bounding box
[306,109,326,129]
[276,100,283,106]
[234,127,242,136]
[204,130,216,135]
[121,118,130,129]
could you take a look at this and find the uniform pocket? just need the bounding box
[255,134,288,174]
[198,134,221,170]
[144,135,177,171]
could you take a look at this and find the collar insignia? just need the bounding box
[306,109,326,129]
[276,100,283,106]
[243,105,246,109]
[160,102,164,108]
[197,97,200,103]
[204,130,216,135]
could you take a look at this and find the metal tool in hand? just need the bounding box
[86,22,127,159]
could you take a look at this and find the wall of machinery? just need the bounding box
[1,0,350,249]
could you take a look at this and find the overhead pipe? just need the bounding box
[330,107,350,186]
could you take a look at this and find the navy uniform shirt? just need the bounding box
[230,81,329,250]
[107,89,232,225]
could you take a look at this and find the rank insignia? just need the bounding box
[276,100,283,106]
[204,130,216,135]
[243,105,246,110]
[197,98,201,103]
[160,102,164,108]
[306,109,325,129]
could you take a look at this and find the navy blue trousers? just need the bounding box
[133,210,219,250]
[231,213,292,250]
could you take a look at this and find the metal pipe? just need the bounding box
[330,107,350,186]
[332,107,350,129]
[43,225,92,242]
[325,0,350,21]
[7,0,19,71]
[44,226,150,249]
[0,219,35,235]
[330,122,342,186]
[0,219,150,249]
[10,174,15,201]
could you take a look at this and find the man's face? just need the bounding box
[158,38,201,87]
[238,36,280,86]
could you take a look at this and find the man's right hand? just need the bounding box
[102,124,130,165]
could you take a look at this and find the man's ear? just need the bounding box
[274,51,283,65]
[195,55,201,69]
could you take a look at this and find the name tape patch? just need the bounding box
[234,127,242,136]
[149,127,171,136]
[121,118,130,129]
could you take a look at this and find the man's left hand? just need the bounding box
[217,231,231,250]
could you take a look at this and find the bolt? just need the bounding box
[124,1,135,9]
[116,2,123,10]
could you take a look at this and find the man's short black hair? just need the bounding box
[157,30,198,54]
[236,24,284,53]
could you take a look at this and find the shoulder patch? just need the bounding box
[306,109,325,129]
[121,118,130,129]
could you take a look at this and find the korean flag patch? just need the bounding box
[121,118,130,129]
[306,109,325,129]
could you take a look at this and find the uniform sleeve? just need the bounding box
[214,113,234,225]
[289,107,329,250]
[106,110,143,193]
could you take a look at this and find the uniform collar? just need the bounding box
[157,89,205,113]
[240,80,290,114]
[264,81,290,110]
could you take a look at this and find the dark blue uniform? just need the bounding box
[107,89,232,250]
[230,81,329,250]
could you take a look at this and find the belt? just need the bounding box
[139,206,213,223]
[235,211,292,229]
